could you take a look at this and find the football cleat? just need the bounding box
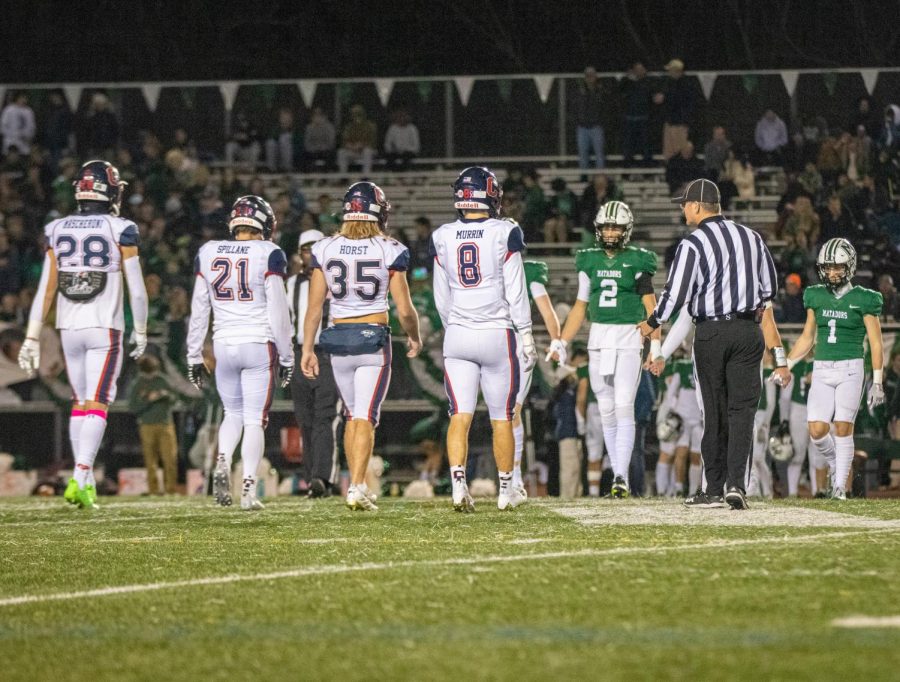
[64,478,79,505]
[498,486,527,510]
[725,486,749,510]
[452,479,475,513]
[683,491,726,508]
[345,485,378,511]
[213,458,232,507]
[831,487,847,501]
[74,486,95,510]
[358,482,378,504]
[611,476,630,499]
[240,480,265,511]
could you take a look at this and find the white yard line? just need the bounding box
[832,616,900,628]
[1,528,896,608]
[0,505,312,528]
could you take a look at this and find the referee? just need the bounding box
[637,179,791,510]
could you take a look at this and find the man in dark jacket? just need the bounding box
[655,59,695,159]
[619,62,654,166]
[575,67,606,170]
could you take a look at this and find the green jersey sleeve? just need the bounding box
[639,248,658,276]
[864,289,884,317]
[575,249,591,275]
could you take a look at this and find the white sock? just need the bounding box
[614,412,635,482]
[588,470,601,497]
[655,462,671,496]
[833,435,854,492]
[69,409,85,472]
[787,463,802,496]
[600,407,618,481]
[498,471,512,494]
[74,411,107,488]
[218,412,244,470]
[512,423,524,487]
[450,465,466,483]
[688,464,701,495]
[811,434,837,481]
[241,424,264,483]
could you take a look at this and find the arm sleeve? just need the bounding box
[118,223,140,247]
[265,275,294,365]
[26,251,54,332]
[651,241,698,326]
[186,275,211,364]
[635,271,654,296]
[122,256,149,335]
[503,251,532,333]
[660,306,693,359]
[432,258,451,328]
[577,271,591,302]
[266,248,287,278]
[867,291,884,317]
[530,281,548,299]
[389,247,410,272]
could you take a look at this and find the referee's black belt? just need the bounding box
[694,310,760,324]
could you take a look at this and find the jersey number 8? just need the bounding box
[457,243,481,287]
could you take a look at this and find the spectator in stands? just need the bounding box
[783,194,821,245]
[128,354,180,495]
[543,177,578,243]
[579,173,623,228]
[574,66,606,171]
[775,273,806,323]
[619,61,653,166]
[408,216,434,273]
[310,193,340,234]
[720,149,756,204]
[83,92,119,158]
[42,91,73,168]
[383,109,420,172]
[779,231,816,284]
[654,58,694,159]
[849,96,878,138]
[224,110,261,167]
[798,161,823,200]
[169,127,199,160]
[1,92,36,155]
[165,286,190,370]
[0,292,22,325]
[877,105,900,152]
[265,107,298,172]
[753,109,788,166]
[303,107,336,171]
[816,132,844,187]
[877,274,900,322]
[337,104,376,176]
[665,141,705,194]
[519,169,546,242]
[852,125,874,178]
[784,129,818,174]
[0,229,21,297]
[818,193,856,245]
[703,126,731,182]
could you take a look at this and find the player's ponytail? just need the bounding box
[340,220,383,240]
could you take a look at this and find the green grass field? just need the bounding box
[2,495,900,681]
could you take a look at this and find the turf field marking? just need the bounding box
[831,616,900,628]
[1,528,896,608]
[0,505,313,528]
[550,500,900,529]
[95,536,165,543]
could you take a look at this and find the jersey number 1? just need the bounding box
[826,318,837,344]
[211,258,253,301]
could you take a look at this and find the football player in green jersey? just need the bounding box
[785,238,885,500]
[775,348,818,496]
[512,259,563,501]
[553,201,660,497]
[748,354,776,498]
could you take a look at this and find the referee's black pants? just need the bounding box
[291,345,340,485]
[693,319,764,495]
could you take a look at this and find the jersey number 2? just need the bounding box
[597,279,618,307]
[211,258,253,301]
[457,243,481,287]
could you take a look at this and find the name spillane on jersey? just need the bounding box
[524,260,549,303]
[428,218,526,329]
[45,213,140,331]
[803,284,882,361]
[194,240,287,344]
[576,245,657,326]
[311,235,409,319]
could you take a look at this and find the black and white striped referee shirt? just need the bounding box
[647,215,778,326]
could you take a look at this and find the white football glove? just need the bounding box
[129,330,148,359]
[546,338,568,365]
[521,331,537,372]
[18,338,40,377]
[868,382,885,412]
[575,411,586,436]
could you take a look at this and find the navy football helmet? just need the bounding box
[74,160,128,215]
[342,181,391,228]
[452,166,502,218]
[228,195,277,240]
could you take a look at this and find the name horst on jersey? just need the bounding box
[339,244,369,255]
[217,244,250,254]
[595,269,622,278]
[456,229,484,239]
[822,309,849,319]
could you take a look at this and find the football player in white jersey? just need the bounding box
[301,182,422,512]
[187,196,294,511]
[19,160,149,509]
[430,166,537,512]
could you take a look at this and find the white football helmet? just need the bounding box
[816,238,857,291]
[768,421,794,462]
[656,412,683,443]
[594,200,634,249]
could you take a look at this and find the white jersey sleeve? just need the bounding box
[311,235,409,319]
[47,213,140,331]
[429,218,526,330]
[194,239,288,346]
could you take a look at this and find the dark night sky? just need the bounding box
[3,0,899,83]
